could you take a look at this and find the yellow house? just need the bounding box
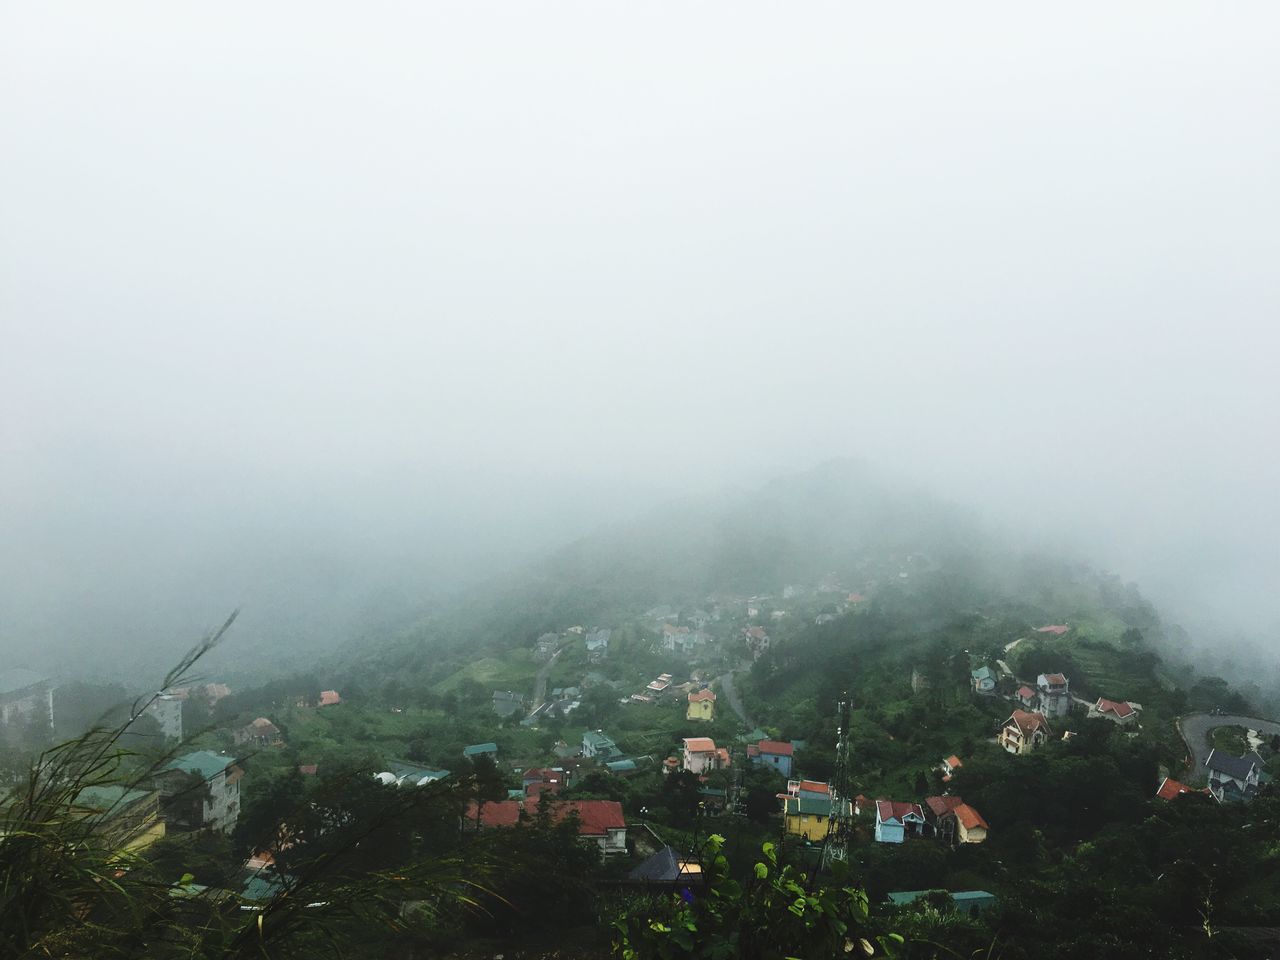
[76,785,166,855]
[782,791,852,842]
[998,710,1051,756]
[686,688,716,722]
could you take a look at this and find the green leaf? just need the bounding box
[754,862,769,879]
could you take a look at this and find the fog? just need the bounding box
[2,3,1278,683]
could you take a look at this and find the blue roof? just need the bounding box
[605,759,637,772]
[463,742,498,757]
[971,666,994,681]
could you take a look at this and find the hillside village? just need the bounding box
[6,549,1278,958]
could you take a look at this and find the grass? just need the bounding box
[436,652,539,692]
[1211,725,1249,755]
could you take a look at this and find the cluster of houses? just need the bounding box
[871,796,989,846]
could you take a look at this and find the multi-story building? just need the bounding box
[154,750,242,833]
[0,668,54,735]
[999,710,1052,755]
[1036,673,1071,718]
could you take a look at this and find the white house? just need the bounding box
[681,737,729,774]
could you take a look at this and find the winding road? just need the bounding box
[528,647,564,717]
[1176,713,1280,781]
[715,663,754,727]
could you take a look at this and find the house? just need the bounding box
[1035,673,1071,718]
[298,764,318,776]
[143,694,184,741]
[1205,749,1266,803]
[940,755,963,783]
[627,846,704,887]
[686,688,716,722]
[748,739,794,777]
[75,785,166,854]
[782,795,848,841]
[743,626,771,660]
[682,737,729,774]
[697,786,727,812]
[887,890,997,915]
[0,668,54,733]
[970,667,997,696]
[463,742,498,761]
[662,623,695,654]
[999,710,1052,755]
[1156,777,1208,801]
[785,779,832,801]
[1015,685,1036,709]
[874,800,926,844]
[1090,698,1138,725]
[582,730,623,760]
[492,690,525,718]
[234,717,282,748]
[465,799,627,856]
[534,633,560,661]
[522,766,567,794]
[1036,625,1070,635]
[924,796,989,845]
[318,690,341,707]
[585,629,611,662]
[911,668,932,693]
[154,751,242,833]
[646,674,674,695]
[605,758,639,777]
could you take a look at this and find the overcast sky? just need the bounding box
[2,3,1278,679]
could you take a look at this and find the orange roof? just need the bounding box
[945,755,962,769]
[1037,625,1070,635]
[318,690,341,706]
[683,737,716,753]
[955,803,988,831]
[715,748,731,767]
[795,780,830,794]
[688,689,716,702]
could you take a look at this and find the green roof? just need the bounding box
[971,666,995,681]
[698,787,727,798]
[76,785,152,815]
[164,751,235,779]
[463,742,498,757]
[888,890,996,907]
[784,797,831,816]
[605,759,637,772]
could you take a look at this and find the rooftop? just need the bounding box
[164,750,236,780]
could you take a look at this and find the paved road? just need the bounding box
[716,664,753,727]
[1177,713,1280,781]
[528,647,564,716]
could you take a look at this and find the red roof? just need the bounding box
[757,740,793,757]
[1017,685,1035,699]
[297,764,318,776]
[1155,777,1206,800]
[944,755,962,769]
[745,626,767,639]
[522,767,562,782]
[688,689,716,702]
[465,800,522,828]
[847,593,866,603]
[715,747,731,767]
[876,800,924,823]
[464,799,625,836]
[554,800,625,836]
[1095,697,1135,719]
[1037,625,1070,635]
[1007,709,1051,737]
[925,795,964,817]
[525,780,561,799]
[318,690,341,706]
[684,737,717,753]
[1041,673,1067,685]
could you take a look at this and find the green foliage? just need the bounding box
[614,836,899,960]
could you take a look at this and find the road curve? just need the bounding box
[1177,713,1280,782]
[715,665,753,728]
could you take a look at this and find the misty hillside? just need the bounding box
[353,460,1182,680]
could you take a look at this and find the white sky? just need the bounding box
[2,3,1278,674]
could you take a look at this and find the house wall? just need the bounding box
[875,820,905,844]
[202,771,240,833]
[0,684,54,730]
[686,700,714,721]
[786,812,831,841]
[683,749,716,774]
[754,753,792,777]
